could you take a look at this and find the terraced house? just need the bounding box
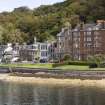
[0,38,56,63]
[57,20,105,61]
[19,39,56,62]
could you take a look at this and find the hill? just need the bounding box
[0,0,105,44]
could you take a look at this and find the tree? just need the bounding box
[0,25,4,44]
[87,54,105,67]
[0,0,105,43]
[2,23,27,44]
[63,54,71,61]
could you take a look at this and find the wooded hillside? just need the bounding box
[0,0,105,44]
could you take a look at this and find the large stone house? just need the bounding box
[19,41,57,62]
[0,40,57,63]
[19,44,39,62]
[57,20,105,60]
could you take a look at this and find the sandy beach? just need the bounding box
[0,74,105,89]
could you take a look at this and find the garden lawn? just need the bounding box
[90,68,105,70]
[0,63,53,69]
[56,65,89,70]
[0,63,99,70]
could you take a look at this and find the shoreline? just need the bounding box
[9,72,105,80]
[1,74,105,89]
[1,67,105,80]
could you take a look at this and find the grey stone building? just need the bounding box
[57,20,105,61]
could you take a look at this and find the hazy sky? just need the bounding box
[0,0,64,12]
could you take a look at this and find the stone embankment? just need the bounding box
[1,67,105,79]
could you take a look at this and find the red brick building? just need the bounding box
[57,20,105,60]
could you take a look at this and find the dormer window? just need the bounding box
[87,32,91,35]
[74,28,78,31]
[87,28,92,31]
[94,27,99,30]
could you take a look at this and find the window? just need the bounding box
[32,46,37,49]
[87,37,91,41]
[95,42,100,48]
[41,45,47,50]
[87,31,91,35]
[41,51,48,57]
[84,43,92,48]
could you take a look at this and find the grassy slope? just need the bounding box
[1,63,105,70]
[0,63,53,69]
[56,65,89,70]
[0,63,89,70]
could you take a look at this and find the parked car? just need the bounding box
[40,59,48,63]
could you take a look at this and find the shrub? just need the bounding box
[87,54,105,67]
[63,55,71,61]
[52,61,68,68]
[53,61,93,68]
[89,63,98,68]
[68,61,92,66]
[53,60,59,63]
[99,62,105,68]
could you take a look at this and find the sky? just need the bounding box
[0,0,64,12]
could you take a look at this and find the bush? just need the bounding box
[53,61,93,68]
[68,61,92,66]
[89,63,98,68]
[87,54,105,67]
[99,62,105,68]
[53,60,59,63]
[52,61,68,68]
[63,55,71,61]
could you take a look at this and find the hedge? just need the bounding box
[68,61,92,66]
[53,61,68,68]
[53,61,95,68]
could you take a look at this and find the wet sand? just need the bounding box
[0,74,105,89]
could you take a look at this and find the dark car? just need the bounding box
[40,59,48,63]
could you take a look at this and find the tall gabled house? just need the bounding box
[57,20,105,61]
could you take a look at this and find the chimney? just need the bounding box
[97,20,105,29]
[104,21,105,28]
[80,22,84,30]
[34,37,37,44]
[62,28,65,32]
[79,15,86,30]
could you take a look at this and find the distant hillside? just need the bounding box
[0,0,105,44]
